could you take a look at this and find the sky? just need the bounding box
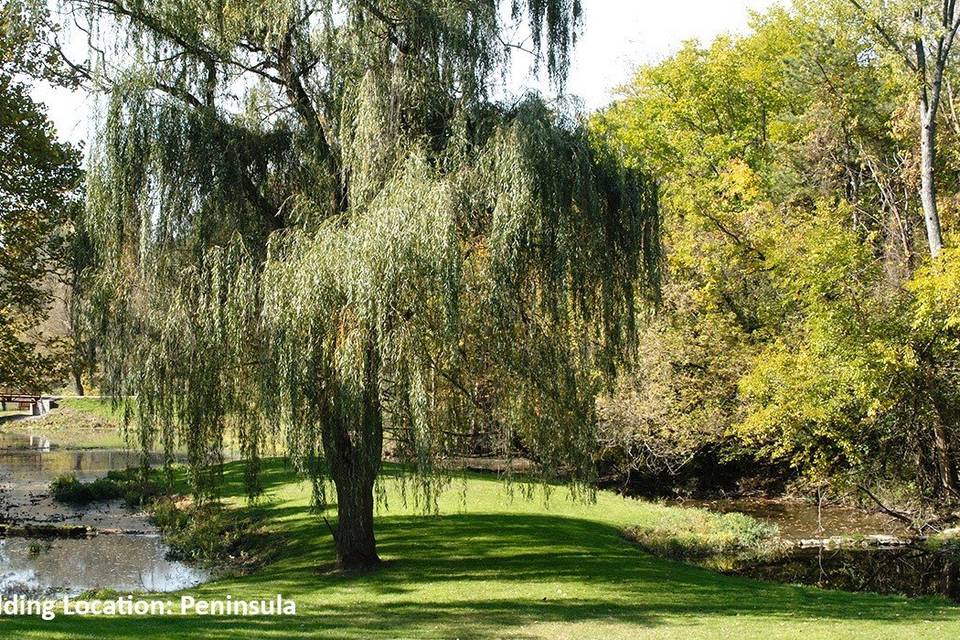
[34,0,784,146]
[513,0,784,109]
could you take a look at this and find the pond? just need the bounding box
[667,496,911,539]
[674,496,960,603]
[731,545,960,603]
[0,535,208,597]
[0,427,210,597]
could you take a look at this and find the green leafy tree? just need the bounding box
[593,9,809,481]
[0,0,82,393]
[843,0,960,258]
[73,1,661,569]
[598,2,960,511]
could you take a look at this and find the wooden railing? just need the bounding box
[0,392,57,415]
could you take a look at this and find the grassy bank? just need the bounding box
[14,397,127,449]
[50,468,164,506]
[0,398,125,449]
[0,460,958,639]
[624,508,782,570]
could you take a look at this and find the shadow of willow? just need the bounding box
[1,509,957,639]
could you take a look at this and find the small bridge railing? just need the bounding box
[0,392,56,416]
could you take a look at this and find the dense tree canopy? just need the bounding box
[72,0,661,568]
[597,1,960,517]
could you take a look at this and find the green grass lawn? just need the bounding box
[3,460,959,639]
[56,397,126,422]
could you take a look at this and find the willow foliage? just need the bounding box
[76,0,659,564]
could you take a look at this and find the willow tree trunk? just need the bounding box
[330,448,380,569]
[326,337,384,571]
[920,107,945,258]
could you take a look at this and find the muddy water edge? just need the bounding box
[0,426,209,597]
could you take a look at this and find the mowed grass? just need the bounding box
[3,460,959,639]
[56,397,126,422]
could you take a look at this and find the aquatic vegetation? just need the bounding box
[623,508,781,565]
[49,469,164,507]
[148,497,269,571]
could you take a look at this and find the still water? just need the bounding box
[668,496,911,539]
[673,496,960,602]
[0,426,209,596]
[0,536,208,597]
[732,546,960,603]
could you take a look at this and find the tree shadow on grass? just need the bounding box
[6,509,957,639]
[9,459,955,638]
[255,510,960,618]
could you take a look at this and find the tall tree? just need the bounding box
[71,0,660,569]
[0,0,82,393]
[843,0,960,495]
[601,1,960,508]
[846,0,960,258]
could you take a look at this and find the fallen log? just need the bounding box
[0,523,94,538]
[792,534,922,549]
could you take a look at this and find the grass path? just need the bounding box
[3,460,959,639]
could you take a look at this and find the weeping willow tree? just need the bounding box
[75,0,660,569]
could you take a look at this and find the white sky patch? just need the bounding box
[32,0,786,147]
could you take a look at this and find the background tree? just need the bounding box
[599,2,960,514]
[845,0,960,258]
[593,8,808,493]
[0,0,82,393]
[70,0,661,569]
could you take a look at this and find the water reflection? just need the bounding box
[0,447,175,531]
[0,428,211,597]
[0,432,50,452]
[0,536,208,596]
[0,449,166,483]
[734,546,960,603]
[668,497,910,539]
